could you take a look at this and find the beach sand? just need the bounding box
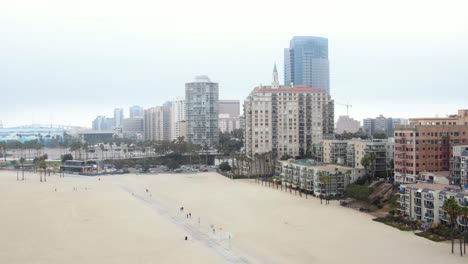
[0,171,464,264]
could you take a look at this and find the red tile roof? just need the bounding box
[254,85,326,93]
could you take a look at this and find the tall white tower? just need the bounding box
[272,63,280,88]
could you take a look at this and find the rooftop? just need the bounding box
[402,182,460,192]
[254,85,327,94]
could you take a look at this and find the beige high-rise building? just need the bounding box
[244,67,334,158]
[171,97,186,140]
[143,106,172,141]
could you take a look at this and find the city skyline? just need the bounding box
[1,0,467,127]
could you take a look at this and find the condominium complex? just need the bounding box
[114,108,124,128]
[284,36,330,91]
[398,183,468,227]
[171,97,186,140]
[315,139,394,177]
[394,110,468,184]
[143,106,172,141]
[336,115,360,134]
[276,159,365,196]
[244,68,334,158]
[185,76,219,149]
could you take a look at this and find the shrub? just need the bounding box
[219,161,232,172]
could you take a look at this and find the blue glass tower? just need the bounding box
[284,36,329,91]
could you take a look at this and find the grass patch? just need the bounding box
[415,232,448,242]
[373,217,417,231]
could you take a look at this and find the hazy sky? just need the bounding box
[1,0,467,128]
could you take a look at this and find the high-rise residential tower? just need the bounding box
[171,97,186,140]
[114,108,124,128]
[185,76,219,148]
[244,67,334,158]
[284,36,329,91]
[143,106,172,141]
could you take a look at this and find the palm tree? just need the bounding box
[319,172,331,205]
[444,197,462,254]
[461,205,468,254]
[20,157,25,180]
[99,144,105,160]
[0,142,6,162]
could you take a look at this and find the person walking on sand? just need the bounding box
[185,236,188,241]
[186,214,189,219]
[189,212,191,218]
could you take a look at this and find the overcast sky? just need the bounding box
[1,0,467,128]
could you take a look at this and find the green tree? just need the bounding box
[61,154,73,163]
[219,161,232,172]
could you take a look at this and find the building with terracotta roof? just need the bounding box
[244,66,334,158]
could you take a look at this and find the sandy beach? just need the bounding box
[0,171,465,264]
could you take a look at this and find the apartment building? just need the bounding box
[321,140,347,165]
[171,97,186,140]
[451,145,468,185]
[244,67,334,158]
[394,110,468,184]
[185,76,219,149]
[143,106,172,141]
[276,159,365,196]
[398,183,468,229]
[314,139,394,177]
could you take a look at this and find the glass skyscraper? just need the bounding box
[284,36,329,91]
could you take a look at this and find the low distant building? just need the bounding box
[218,114,241,133]
[60,160,97,175]
[336,116,360,134]
[276,159,365,196]
[77,130,117,142]
[363,115,408,136]
[0,127,65,144]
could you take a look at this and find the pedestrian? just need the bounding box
[186,214,188,219]
[189,212,191,218]
[185,236,188,241]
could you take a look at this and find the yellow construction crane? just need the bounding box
[336,102,352,116]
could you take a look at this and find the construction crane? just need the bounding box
[336,102,352,116]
